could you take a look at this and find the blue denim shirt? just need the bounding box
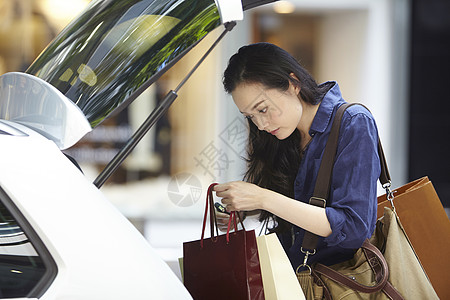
[279,82,380,269]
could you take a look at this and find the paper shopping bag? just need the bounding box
[377,176,450,299]
[256,233,305,300]
[183,184,264,300]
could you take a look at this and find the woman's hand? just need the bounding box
[213,181,266,212]
[215,181,333,237]
[215,211,244,232]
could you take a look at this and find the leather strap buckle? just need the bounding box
[309,196,326,208]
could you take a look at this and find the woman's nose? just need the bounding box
[253,115,269,131]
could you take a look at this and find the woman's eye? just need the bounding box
[258,107,268,114]
[245,115,254,120]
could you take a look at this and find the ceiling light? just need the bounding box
[273,1,295,14]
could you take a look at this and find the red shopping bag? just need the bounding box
[183,183,264,300]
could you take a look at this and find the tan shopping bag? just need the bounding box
[256,233,305,300]
[377,176,450,299]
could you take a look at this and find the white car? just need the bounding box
[0,0,275,298]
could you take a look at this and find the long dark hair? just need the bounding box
[223,43,328,233]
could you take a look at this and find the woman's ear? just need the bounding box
[289,72,301,94]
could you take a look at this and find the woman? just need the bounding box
[213,42,380,270]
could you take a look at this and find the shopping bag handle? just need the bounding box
[200,183,244,247]
[226,211,239,243]
[201,183,219,247]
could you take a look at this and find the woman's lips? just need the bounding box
[269,128,279,135]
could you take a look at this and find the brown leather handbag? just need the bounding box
[298,206,439,299]
[296,103,439,299]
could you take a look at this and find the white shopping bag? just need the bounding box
[256,233,305,300]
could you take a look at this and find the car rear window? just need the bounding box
[0,186,57,298]
[26,0,221,127]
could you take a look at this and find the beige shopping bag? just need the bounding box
[256,233,305,300]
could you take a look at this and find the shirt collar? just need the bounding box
[309,81,345,135]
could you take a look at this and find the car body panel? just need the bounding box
[0,72,91,150]
[215,0,244,22]
[0,0,281,298]
[0,122,191,299]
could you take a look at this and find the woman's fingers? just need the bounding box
[213,181,263,212]
[215,211,231,231]
[215,211,229,222]
[213,183,235,211]
[213,182,229,192]
[215,210,243,232]
[213,183,232,199]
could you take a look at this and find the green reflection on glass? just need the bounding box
[27,0,221,127]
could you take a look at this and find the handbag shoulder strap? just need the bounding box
[313,239,404,300]
[301,103,390,252]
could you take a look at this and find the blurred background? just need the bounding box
[1,0,449,279]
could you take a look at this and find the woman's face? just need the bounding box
[231,82,303,140]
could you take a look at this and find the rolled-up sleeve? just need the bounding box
[323,110,380,248]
